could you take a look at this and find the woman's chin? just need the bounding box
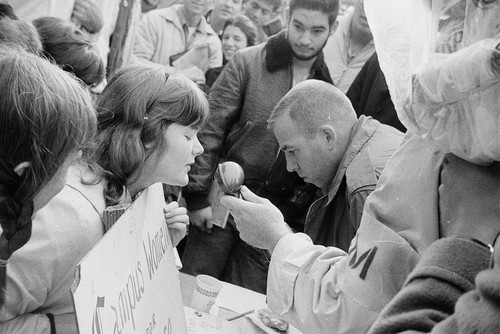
[223,52,235,61]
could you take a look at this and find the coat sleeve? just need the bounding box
[207,34,222,69]
[133,11,158,62]
[0,213,60,333]
[0,179,103,334]
[184,54,245,209]
[367,238,491,334]
[267,213,421,334]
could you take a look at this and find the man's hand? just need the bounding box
[164,201,189,246]
[220,186,292,253]
[72,0,103,34]
[439,154,500,246]
[187,207,214,234]
[178,66,206,85]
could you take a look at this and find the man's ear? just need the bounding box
[319,125,336,150]
[13,161,30,176]
[329,19,339,36]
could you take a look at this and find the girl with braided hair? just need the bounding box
[0,47,97,310]
[1,65,209,333]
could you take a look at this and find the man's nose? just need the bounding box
[286,158,297,173]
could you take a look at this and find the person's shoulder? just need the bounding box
[233,43,266,63]
[144,5,180,22]
[198,15,218,37]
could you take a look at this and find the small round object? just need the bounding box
[214,161,245,195]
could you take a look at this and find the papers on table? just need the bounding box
[185,306,241,334]
[215,281,267,314]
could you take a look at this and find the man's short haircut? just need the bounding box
[289,0,339,27]
[268,80,357,139]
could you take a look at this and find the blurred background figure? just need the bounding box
[133,0,222,85]
[346,52,406,132]
[33,17,106,94]
[206,0,244,36]
[204,14,257,91]
[8,0,141,76]
[323,0,374,93]
[7,0,103,35]
[0,3,41,53]
[243,0,281,43]
[338,0,354,16]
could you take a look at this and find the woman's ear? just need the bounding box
[319,125,336,150]
[13,162,30,176]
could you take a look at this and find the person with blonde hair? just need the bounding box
[0,66,209,333]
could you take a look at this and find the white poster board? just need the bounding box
[71,183,187,334]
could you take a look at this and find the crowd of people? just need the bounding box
[0,0,499,333]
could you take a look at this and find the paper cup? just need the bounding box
[190,274,222,312]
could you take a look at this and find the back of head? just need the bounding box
[0,4,41,54]
[223,14,259,46]
[92,65,209,205]
[269,80,357,139]
[289,0,339,26]
[33,17,105,87]
[0,47,97,255]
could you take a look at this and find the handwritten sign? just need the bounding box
[71,183,187,334]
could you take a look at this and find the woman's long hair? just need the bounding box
[89,65,209,206]
[0,47,97,305]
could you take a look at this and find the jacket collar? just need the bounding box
[325,115,379,204]
[265,30,333,84]
[157,5,216,36]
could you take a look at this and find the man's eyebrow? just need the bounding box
[292,18,327,30]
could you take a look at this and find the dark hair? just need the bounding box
[289,0,339,26]
[0,3,18,19]
[0,47,97,303]
[90,66,209,206]
[223,15,259,46]
[32,17,105,87]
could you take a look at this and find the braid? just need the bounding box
[0,159,35,306]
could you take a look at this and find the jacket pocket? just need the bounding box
[224,120,252,158]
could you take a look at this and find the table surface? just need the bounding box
[179,272,269,334]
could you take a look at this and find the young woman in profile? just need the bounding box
[1,66,209,333]
[0,47,97,307]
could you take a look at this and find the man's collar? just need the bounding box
[325,116,379,204]
[265,30,293,72]
[157,5,216,35]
